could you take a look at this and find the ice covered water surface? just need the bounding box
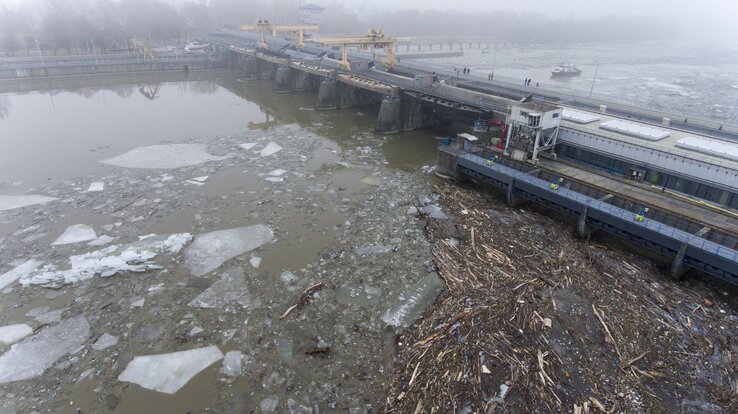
[185,225,274,276]
[0,316,90,383]
[0,195,57,211]
[51,224,97,246]
[101,144,227,169]
[118,345,224,394]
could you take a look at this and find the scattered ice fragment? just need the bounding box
[0,316,90,383]
[0,259,42,290]
[221,351,242,376]
[131,298,145,308]
[239,142,257,150]
[421,204,448,220]
[421,165,436,174]
[184,180,206,186]
[249,257,262,269]
[354,244,397,256]
[265,177,284,183]
[223,329,237,343]
[268,169,287,177]
[118,345,224,394]
[185,225,274,276]
[188,267,252,309]
[88,235,115,247]
[86,182,104,192]
[79,368,94,380]
[188,326,204,336]
[51,224,97,246]
[26,307,64,324]
[21,233,193,287]
[383,272,446,328]
[261,395,280,412]
[0,324,33,347]
[276,338,293,365]
[360,176,383,186]
[101,144,227,169]
[0,195,58,211]
[336,283,381,306]
[92,333,118,351]
[191,176,209,182]
[101,224,114,232]
[280,271,297,284]
[287,398,312,414]
[260,142,283,157]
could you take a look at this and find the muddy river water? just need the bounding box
[0,71,444,413]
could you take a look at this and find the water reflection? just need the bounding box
[0,96,10,120]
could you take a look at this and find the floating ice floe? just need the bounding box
[27,306,64,324]
[249,257,262,269]
[265,177,284,183]
[86,182,105,192]
[239,143,257,150]
[221,350,242,377]
[188,326,204,336]
[259,142,283,157]
[101,144,227,169]
[0,324,33,347]
[118,345,224,394]
[21,233,193,287]
[52,224,97,246]
[336,283,381,306]
[130,298,145,308]
[261,396,280,412]
[360,176,383,186]
[88,235,115,246]
[185,225,274,277]
[0,195,58,211]
[188,267,252,309]
[383,272,445,328]
[92,333,118,351]
[0,316,90,384]
[268,169,287,177]
[0,259,42,290]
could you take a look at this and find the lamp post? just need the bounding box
[589,59,600,98]
[35,39,45,66]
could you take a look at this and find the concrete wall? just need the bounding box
[0,59,226,80]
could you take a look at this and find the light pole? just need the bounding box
[589,59,600,98]
[35,39,45,66]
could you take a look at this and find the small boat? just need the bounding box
[184,41,210,52]
[551,63,581,77]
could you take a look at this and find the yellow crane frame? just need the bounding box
[129,39,153,60]
[311,29,403,71]
[240,19,319,50]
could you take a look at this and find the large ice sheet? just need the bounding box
[0,195,57,211]
[185,225,274,276]
[382,272,445,328]
[188,267,252,309]
[0,259,42,290]
[260,142,283,157]
[118,345,224,394]
[0,324,33,347]
[21,233,192,287]
[52,224,97,246]
[101,144,227,169]
[0,316,90,383]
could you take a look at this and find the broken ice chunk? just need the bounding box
[279,271,297,284]
[0,316,91,383]
[92,333,118,351]
[249,257,262,269]
[26,306,64,324]
[21,233,193,287]
[354,244,397,256]
[275,338,293,365]
[260,396,279,412]
[0,324,33,347]
[118,345,224,394]
[188,267,252,309]
[268,169,287,177]
[0,259,42,290]
[360,176,383,186]
[188,326,204,336]
[0,195,58,211]
[101,144,227,169]
[265,177,284,183]
[382,272,445,328]
[86,182,105,192]
[260,142,283,157]
[287,399,313,414]
[336,283,381,306]
[221,351,242,377]
[52,224,97,246]
[239,142,257,150]
[191,176,209,182]
[184,225,274,277]
[130,298,145,308]
[87,235,115,247]
[421,204,448,220]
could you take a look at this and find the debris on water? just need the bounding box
[279,282,324,319]
[184,225,274,277]
[117,345,224,394]
[0,259,42,290]
[0,195,57,211]
[0,324,33,347]
[382,272,445,328]
[188,267,252,309]
[51,224,97,246]
[0,316,90,383]
[101,144,227,169]
[260,142,283,157]
[86,182,105,192]
[21,233,192,287]
[221,350,242,377]
[92,333,118,351]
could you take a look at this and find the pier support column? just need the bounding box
[400,98,439,131]
[315,78,337,110]
[671,243,688,280]
[577,205,591,238]
[337,83,359,108]
[506,177,521,206]
[375,95,401,134]
[240,57,256,80]
[294,71,309,92]
[256,60,274,80]
[272,65,292,93]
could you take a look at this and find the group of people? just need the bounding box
[524,78,536,86]
[455,67,471,75]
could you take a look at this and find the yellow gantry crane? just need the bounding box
[129,39,154,60]
[240,19,319,50]
[311,29,403,71]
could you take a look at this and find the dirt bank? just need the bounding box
[383,183,737,413]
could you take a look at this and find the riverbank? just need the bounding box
[383,183,738,413]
